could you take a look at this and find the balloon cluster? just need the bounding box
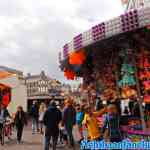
[64,69,76,80]
[69,50,86,65]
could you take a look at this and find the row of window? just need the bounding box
[27,87,48,96]
[26,80,49,88]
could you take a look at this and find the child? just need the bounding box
[59,125,68,145]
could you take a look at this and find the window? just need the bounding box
[45,87,48,92]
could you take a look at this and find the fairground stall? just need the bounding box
[59,3,150,141]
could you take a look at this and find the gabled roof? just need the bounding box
[0,71,14,80]
[0,66,23,76]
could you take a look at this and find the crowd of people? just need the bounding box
[28,98,124,150]
[0,96,150,150]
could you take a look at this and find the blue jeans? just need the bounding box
[32,118,38,133]
[66,125,74,146]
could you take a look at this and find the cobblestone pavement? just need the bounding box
[0,127,80,150]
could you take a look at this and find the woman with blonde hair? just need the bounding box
[39,103,46,134]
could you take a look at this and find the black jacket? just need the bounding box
[43,106,62,134]
[15,111,27,127]
[0,108,10,118]
[30,104,39,119]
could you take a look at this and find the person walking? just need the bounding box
[30,101,39,134]
[43,101,62,150]
[62,99,76,148]
[39,103,46,134]
[14,106,27,143]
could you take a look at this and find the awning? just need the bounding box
[0,71,14,80]
[0,83,11,89]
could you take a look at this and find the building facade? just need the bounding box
[25,71,65,110]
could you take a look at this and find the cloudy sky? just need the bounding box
[0,0,123,82]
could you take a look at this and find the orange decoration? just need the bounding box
[143,81,150,90]
[64,70,76,80]
[69,50,86,65]
[144,95,150,103]
[121,86,137,98]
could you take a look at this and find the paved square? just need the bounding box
[0,127,79,150]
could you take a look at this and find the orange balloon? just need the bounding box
[69,50,86,65]
[64,70,76,80]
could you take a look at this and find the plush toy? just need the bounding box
[121,64,135,74]
[143,80,150,91]
[103,88,117,100]
[118,74,136,87]
[144,95,150,103]
[64,69,76,80]
[121,86,137,99]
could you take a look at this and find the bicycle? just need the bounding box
[0,119,12,146]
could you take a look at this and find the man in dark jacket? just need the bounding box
[43,101,62,150]
[31,101,39,134]
[63,99,76,148]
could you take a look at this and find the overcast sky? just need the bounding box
[0,0,123,82]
